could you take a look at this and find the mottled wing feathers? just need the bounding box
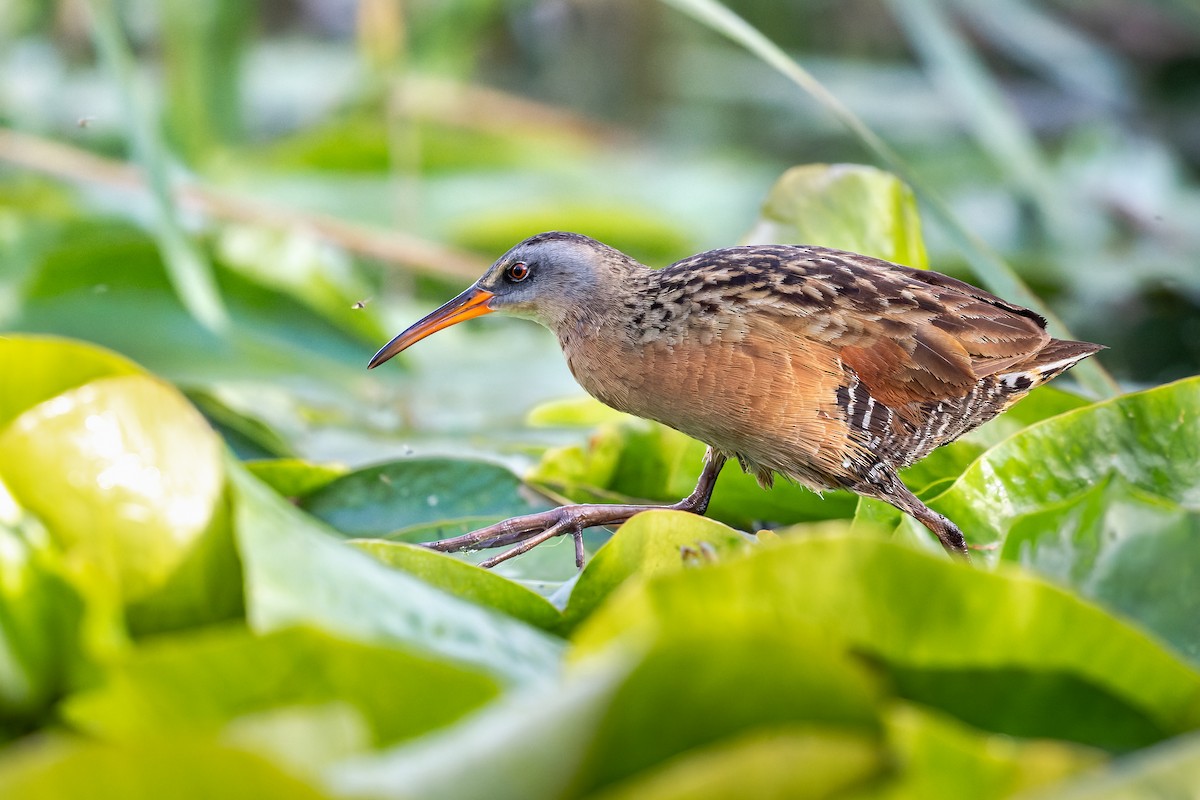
[841,330,976,407]
[658,245,1051,407]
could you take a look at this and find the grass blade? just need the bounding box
[86,0,229,331]
[885,0,1070,237]
[659,0,1118,397]
[956,0,1131,111]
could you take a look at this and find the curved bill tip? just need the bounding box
[368,287,496,369]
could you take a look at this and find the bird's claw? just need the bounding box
[421,501,655,569]
[572,528,586,570]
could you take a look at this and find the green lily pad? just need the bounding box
[930,377,1200,663]
[743,163,928,268]
[0,373,239,633]
[1018,730,1200,800]
[246,459,347,499]
[327,656,630,800]
[0,335,142,431]
[62,624,500,747]
[863,704,1103,800]
[573,530,1200,749]
[350,540,562,631]
[229,461,564,686]
[331,620,884,800]
[561,510,753,631]
[0,494,90,730]
[569,624,884,796]
[301,457,555,542]
[585,727,885,800]
[0,735,332,799]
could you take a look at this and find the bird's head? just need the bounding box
[368,232,639,368]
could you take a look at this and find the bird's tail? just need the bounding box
[999,338,1105,391]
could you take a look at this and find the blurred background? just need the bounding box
[2,0,1198,466]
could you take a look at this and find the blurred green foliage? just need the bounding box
[2,1,1200,797]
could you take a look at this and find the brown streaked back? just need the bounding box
[654,245,1055,409]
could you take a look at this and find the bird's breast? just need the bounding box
[558,315,861,488]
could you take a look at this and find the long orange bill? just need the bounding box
[368,286,496,369]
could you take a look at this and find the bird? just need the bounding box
[369,232,1103,567]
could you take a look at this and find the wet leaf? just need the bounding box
[930,377,1200,663]
[350,540,562,631]
[0,335,142,431]
[1017,730,1200,800]
[63,624,500,747]
[573,529,1200,749]
[585,727,884,800]
[860,704,1103,799]
[561,510,752,631]
[0,735,333,799]
[246,459,347,499]
[0,372,240,633]
[301,457,555,542]
[743,163,928,267]
[570,625,884,795]
[230,461,564,686]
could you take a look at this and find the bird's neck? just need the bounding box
[546,263,652,351]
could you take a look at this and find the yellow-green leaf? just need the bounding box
[351,540,562,631]
[0,374,239,633]
[573,534,1200,749]
[743,163,928,267]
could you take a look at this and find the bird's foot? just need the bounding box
[422,447,727,570]
[422,496,707,570]
[422,502,642,569]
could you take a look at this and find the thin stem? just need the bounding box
[885,0,1069,235]
[86,0,228,331]
[0,127,488,281]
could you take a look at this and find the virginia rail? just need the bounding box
[370,232,1102,566]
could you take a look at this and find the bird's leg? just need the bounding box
[854,465,970,561]
[670,446,727,515]
[423,448,728,567]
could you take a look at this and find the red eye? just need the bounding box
[506,261,530,282]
